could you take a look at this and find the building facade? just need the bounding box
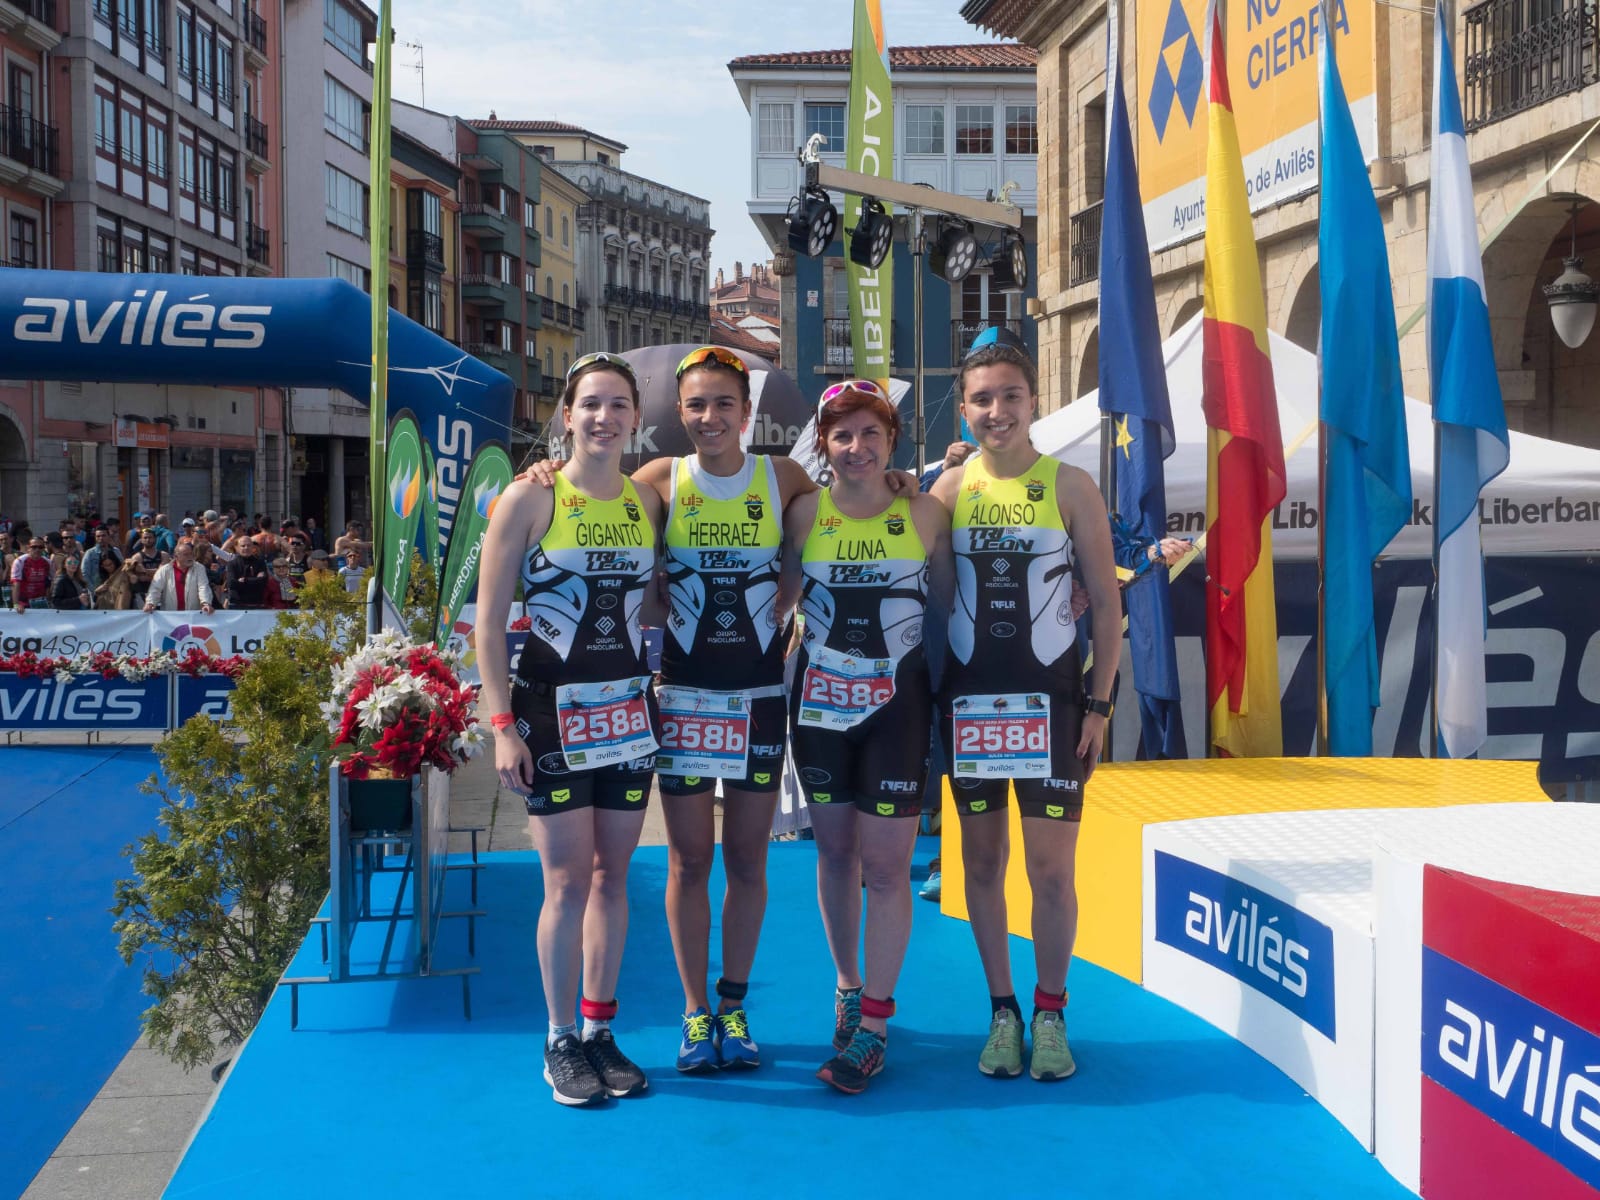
[729,43,1040,454]
[4,0,286,527]
[964,0,1600,450]
[528,155,584,421]
[709,259,779,321]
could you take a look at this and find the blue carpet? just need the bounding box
[0,745,169,1200]
[168,841,1414,1200]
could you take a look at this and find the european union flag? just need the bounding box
[1099,9,1184,759]
[1318,5,1411,755]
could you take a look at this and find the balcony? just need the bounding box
[1463,0,1598,130]
[463,341,514,373]
[244,115,269,172]
[0,106,60,186]
[243,7,267,67]
[406,228,444,271]
[0,0,60,50]
[461,272,517,311]
[539,375,559,398]
[462,202,509,242]
[246,222,270,268]
[1068,201,1103,288]
[951,318,1022,362]
[824,317,897,369]
[540,295,555,322]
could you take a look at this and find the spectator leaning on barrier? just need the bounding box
[82,526,123,593]
[145,541,215,614]
[223,533,269,609]
[11,537,51,610]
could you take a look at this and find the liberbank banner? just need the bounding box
[1139,0,1376,249]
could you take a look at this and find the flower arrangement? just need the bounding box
[0,648,249,682]
[322,629,484,780]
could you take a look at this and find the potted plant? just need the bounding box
[323,629,484,832]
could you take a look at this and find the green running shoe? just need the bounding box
[1029,1009,1076,1081]
[977,1008,1023,1078]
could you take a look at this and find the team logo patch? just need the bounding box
[886,514,905,535]
[537,752,569,775]
[625,789,644,804]
[623,498,641,522]
[814,792,832,803]
[551,788,572,804]
[1045,804,1065,818]
[801,767,832,785]
[970,799,988,812]
[1024,479,1046,502]
[745,494,764,520]
[876,802,895,816]
[684,776,701,786]
[596,616,616,636]
[753,772,771,785]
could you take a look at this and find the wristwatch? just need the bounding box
[1083,695,1114,719]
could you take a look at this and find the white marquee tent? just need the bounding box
[1031,315,1600,558]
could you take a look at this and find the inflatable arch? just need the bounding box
[0,269,514,554]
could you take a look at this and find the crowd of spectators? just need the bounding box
[1,509,372,614]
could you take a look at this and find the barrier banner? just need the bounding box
[173,675,238,724]
[0,610,148,658]
[0,674,169,730]
[144,611,275,658]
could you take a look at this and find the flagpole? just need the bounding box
[1314,0,1329,757]
[1431,418,1441,757]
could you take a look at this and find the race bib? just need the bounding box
[950,692,1051,778]
[555,676,657,769]
[797,645,896,731]
[656,685,751,779]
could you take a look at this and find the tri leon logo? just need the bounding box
[390,463,422,519]
[163,624,222,656]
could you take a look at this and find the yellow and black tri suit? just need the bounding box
[789,489,931,817]
[939,454,1087,820]
[657,455,789,795]
[513,472,659,815]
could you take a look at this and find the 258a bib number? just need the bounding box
[555,676,657,770]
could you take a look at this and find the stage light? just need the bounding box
[849,199,894,270]
[929,220,979,283]
[786,187,838,258]
[990,232,1029,294]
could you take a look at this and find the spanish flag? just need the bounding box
[1200,0,1286,757]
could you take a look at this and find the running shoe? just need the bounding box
[832,986,863,1052]
[714,1006,761,1070]
[977,1008,1024,1078]
[677,1007,718,1073]
[918,869,942,902]
[583,1029,649,1097]
[1029,1009,1077,1081]
[816,1027,887,1094]
[543,1033,605,1106]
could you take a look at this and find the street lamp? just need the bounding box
[1544,201,1600,350]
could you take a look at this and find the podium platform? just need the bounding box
[938,758,1548,983]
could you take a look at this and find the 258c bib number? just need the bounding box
[797,644,896,732]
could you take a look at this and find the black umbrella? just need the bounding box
[542,344,814,472]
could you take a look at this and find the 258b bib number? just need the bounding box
[656,685,752,779]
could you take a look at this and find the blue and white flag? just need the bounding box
[1318,3,1410,756]
[1429,0,1509,758]
[1099,1,1184,759]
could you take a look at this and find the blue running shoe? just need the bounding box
[714,1007,760,1070]
[677,1007,718,1073]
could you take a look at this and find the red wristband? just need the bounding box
[489,712,516,731]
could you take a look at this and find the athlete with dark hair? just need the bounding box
[929,342,1120,1083]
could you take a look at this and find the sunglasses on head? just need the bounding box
[675,345,748,380]
[818,379,889,414]
[566,351,637,382]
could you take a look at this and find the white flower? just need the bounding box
[453,726,485,760]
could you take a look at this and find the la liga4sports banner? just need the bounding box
[0,610,275,660]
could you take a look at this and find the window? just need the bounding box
[498,254,512,285]
[95,91,117,156]
[95,0,165,74]
[545,347,554,378]
[328,253,369,290]
[121,107,145,167]
[499,323,514,352]
[424,277,442,330]
[1005,105,1038,155]
[178,139,196,194]
[176,8,193,78]
[524,269,536,294]
[146,113,169,180]
[597,151,610,165]
[197,143,215,203]
[562,283,570,306]
[829,264,849,317]
[905,105,945,154]
[324,0,367,66]
[758,102,794,153]
[218,154,236,215]
[325,164,367,236]
[524,198,536,228]
[561,215,569,246]
[803,103,845,150]
[545,205,552,237]
[217,36,235,106]
[407,188,441,237]
[95,212,159,274]
[526,336,538,359]
[9,214,37,269]
[323,75,367,150]
[955,106,994,154]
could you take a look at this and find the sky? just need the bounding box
[390,0,1002,273]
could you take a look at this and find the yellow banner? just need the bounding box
[1138,0,1374,249]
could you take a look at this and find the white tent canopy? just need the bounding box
[1031,315,1600,558]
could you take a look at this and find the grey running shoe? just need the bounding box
[544,1033,605,1106]
[583,1029,648,1097]
[1029,1010,1077,1081]
[978,1008,1024,1078]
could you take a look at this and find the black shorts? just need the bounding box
[939,689,1087,821]
[789,656,931,818]
[657,687,787,796]
[510,677,657,817]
